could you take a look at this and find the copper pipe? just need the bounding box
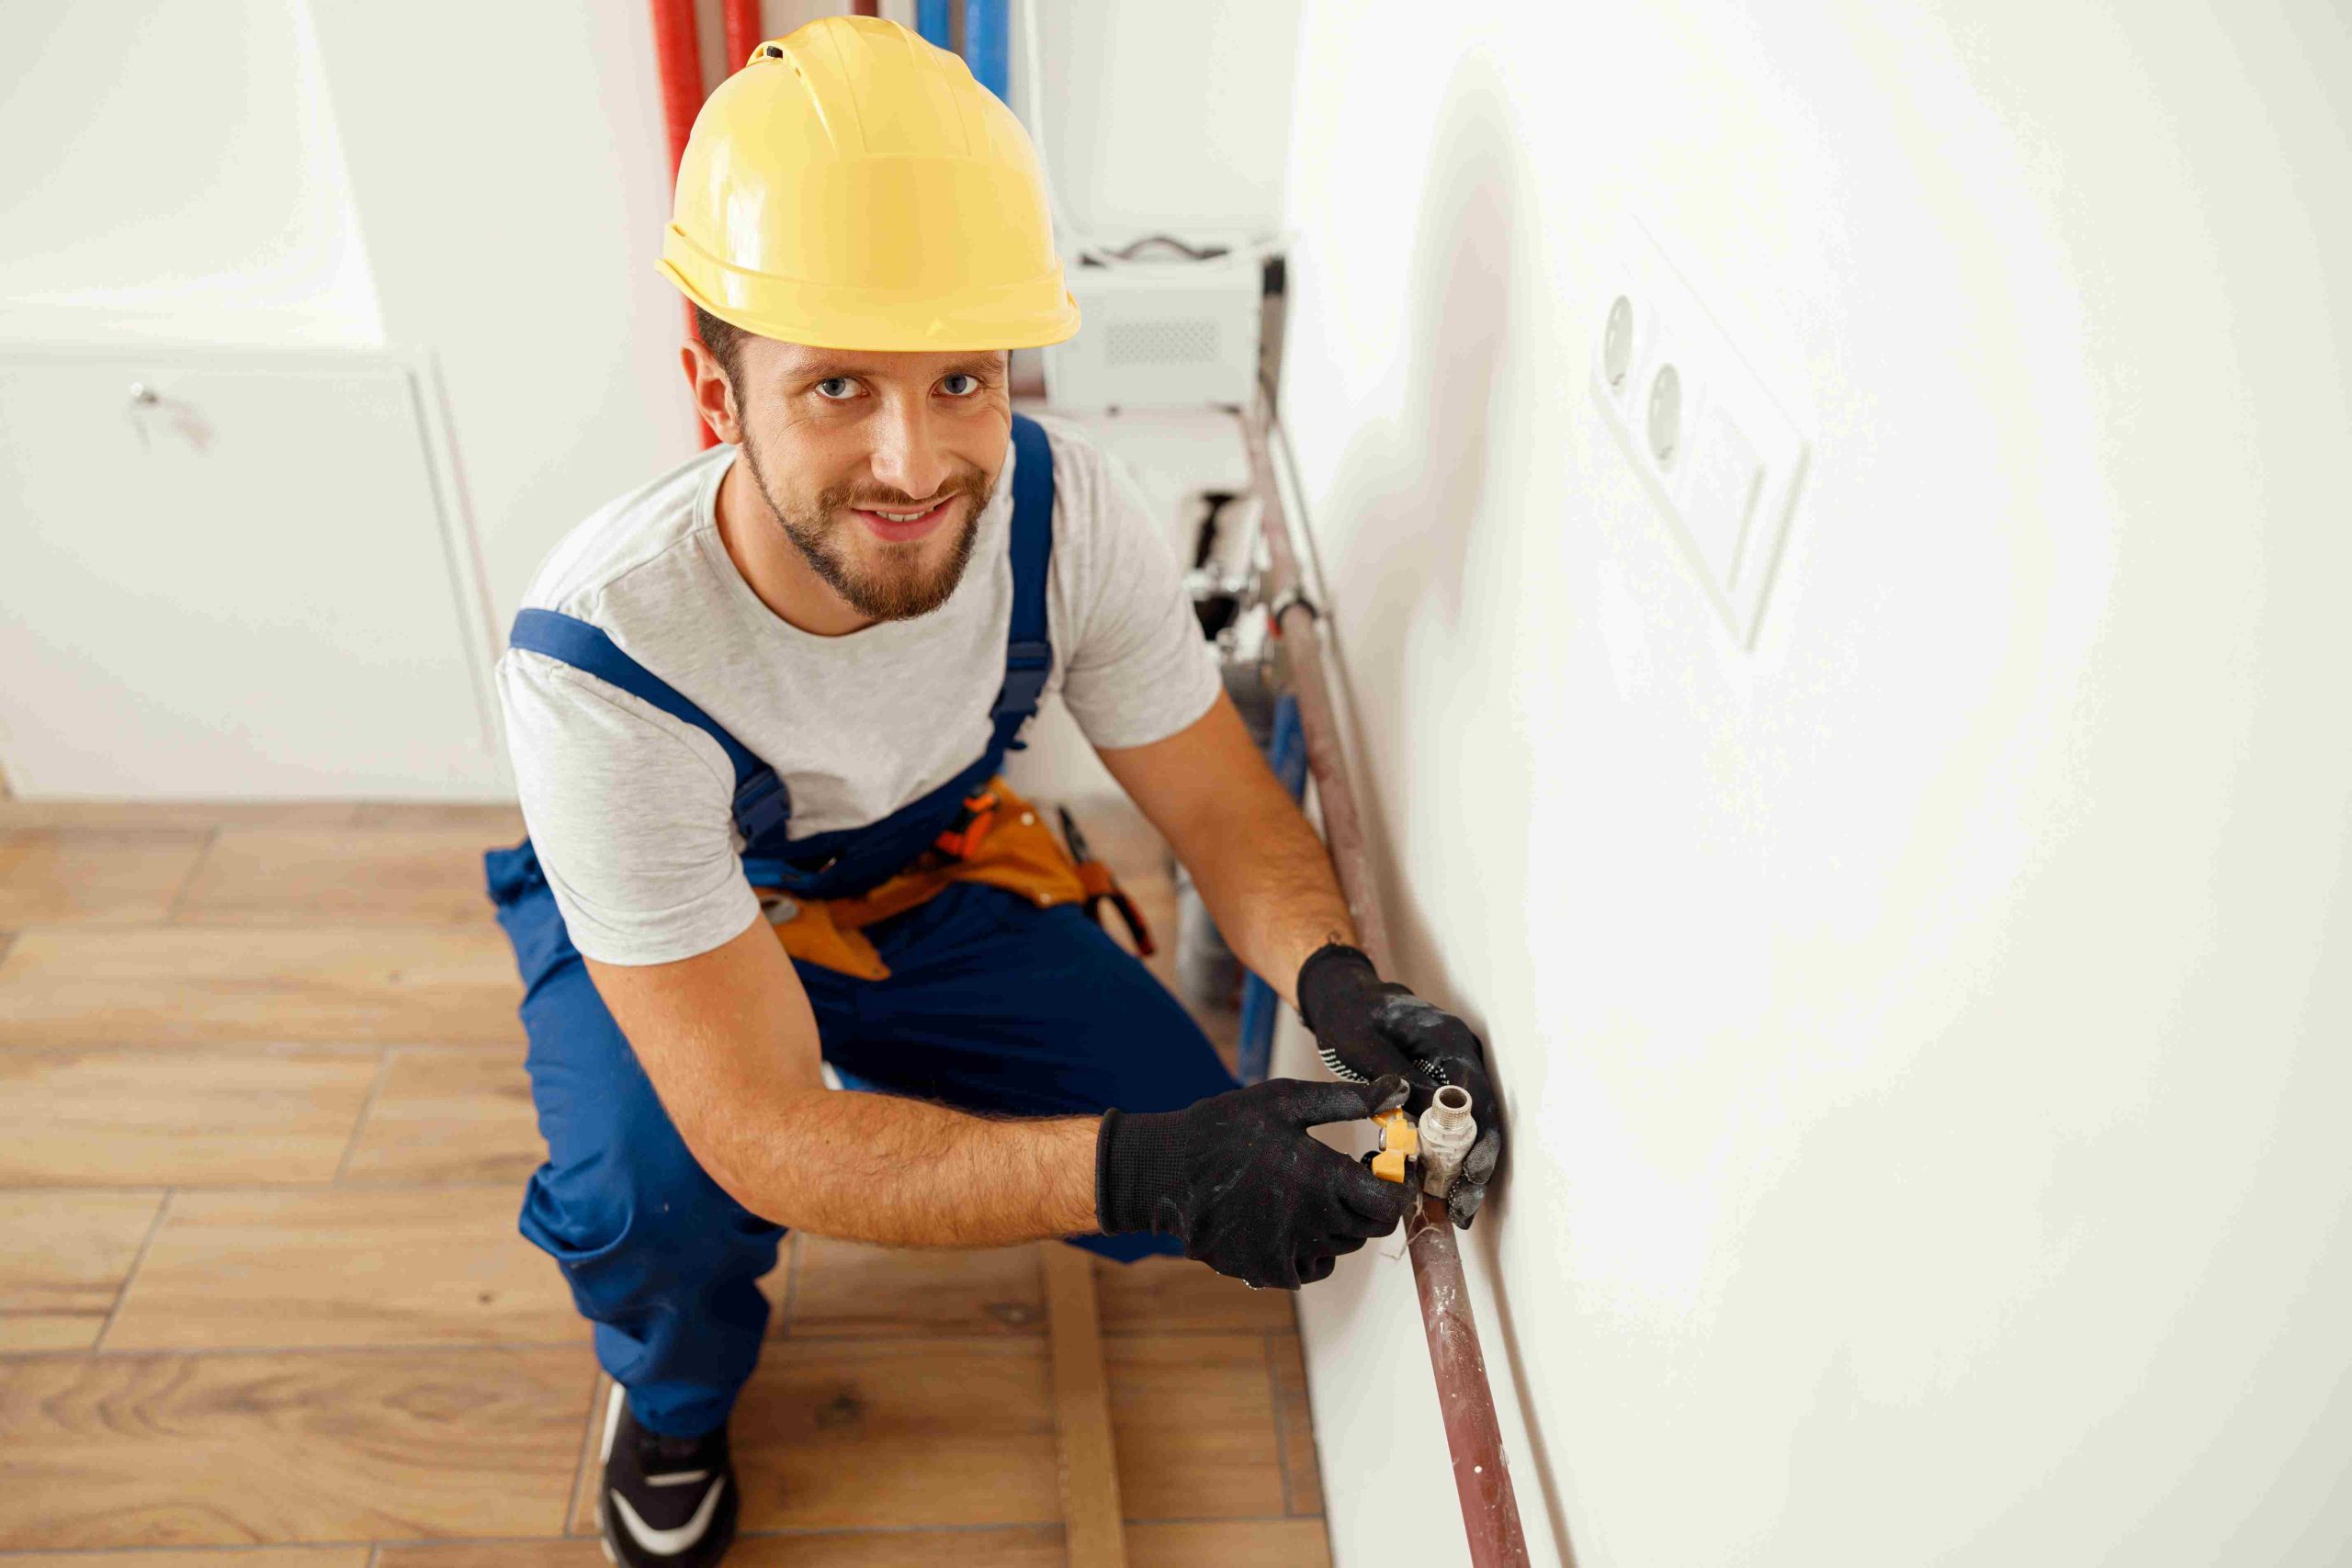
[1243,403,1533,1568]
[1409,1211,1532,1566]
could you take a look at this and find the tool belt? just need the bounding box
[752,777,1139,981]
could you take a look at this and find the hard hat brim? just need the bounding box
[661,231,1081,355]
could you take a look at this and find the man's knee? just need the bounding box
[1099,970,1243,1112]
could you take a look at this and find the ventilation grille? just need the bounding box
[1103,317,1221,368]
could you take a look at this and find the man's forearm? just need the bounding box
[585,931,1102,1248]
[1180,789,1357,1010]
[1099,691,1358,1007]
[712,1088,1102,1247]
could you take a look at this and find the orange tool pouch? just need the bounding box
[752,778,1089,981]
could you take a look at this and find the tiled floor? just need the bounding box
[0,799,1326,1565]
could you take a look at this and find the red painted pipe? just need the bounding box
[648,0,717,447]
[648,0,703,185]
[722,0,762,73]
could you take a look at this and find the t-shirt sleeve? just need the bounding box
[498,647,763,966]
[1055,443,1222,750]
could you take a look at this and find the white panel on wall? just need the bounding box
[0,346,503,799]
[1590,219,1808,647]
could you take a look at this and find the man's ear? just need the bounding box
[682,337,741,445]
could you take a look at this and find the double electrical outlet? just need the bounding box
[1589,220,1808,646]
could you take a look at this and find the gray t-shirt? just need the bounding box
[498,415,1218,967]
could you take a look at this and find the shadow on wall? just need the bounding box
[1293,49,1581,1567]
[1309,52,1514,997]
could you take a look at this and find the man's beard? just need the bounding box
[740,439,995,623]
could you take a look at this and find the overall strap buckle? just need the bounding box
[733,768,792,842]
[990,639,1054,748]
[993,416,1057,753]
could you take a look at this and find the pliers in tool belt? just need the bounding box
[1056,806,1157,957]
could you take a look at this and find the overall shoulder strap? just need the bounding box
[507,608,792,840]
[989,413,1057,753]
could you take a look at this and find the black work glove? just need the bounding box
[1295,942,1503,1229]
[1096,1075,1415,1290]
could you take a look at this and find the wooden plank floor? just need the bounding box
[0,799,1329,1565]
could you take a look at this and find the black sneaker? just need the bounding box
[596,1383,739,1568]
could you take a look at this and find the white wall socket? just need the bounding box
[1589,219,1807,646]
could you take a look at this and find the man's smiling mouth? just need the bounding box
[850,496,956,541]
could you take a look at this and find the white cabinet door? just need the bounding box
[0,346,504,798]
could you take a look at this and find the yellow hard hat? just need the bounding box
[658,15,1080,353]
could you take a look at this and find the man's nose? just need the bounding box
[865,398,952,502]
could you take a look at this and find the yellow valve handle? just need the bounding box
[1370,1106,1420,1185]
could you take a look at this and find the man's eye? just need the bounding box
[940,373,978,397]
[815,377,857,400]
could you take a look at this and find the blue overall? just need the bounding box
[482,417,1239,1437]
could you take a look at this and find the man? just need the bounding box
[485,17,1501,1568]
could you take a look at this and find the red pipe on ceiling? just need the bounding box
[648,0,704,186]
[722,0,762,73]
[648,0,716,446]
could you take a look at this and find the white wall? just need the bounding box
[0,3,380,346]
[303,0,696,628]
[1275,3,2352,1565]
[1021,0,1300,248]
